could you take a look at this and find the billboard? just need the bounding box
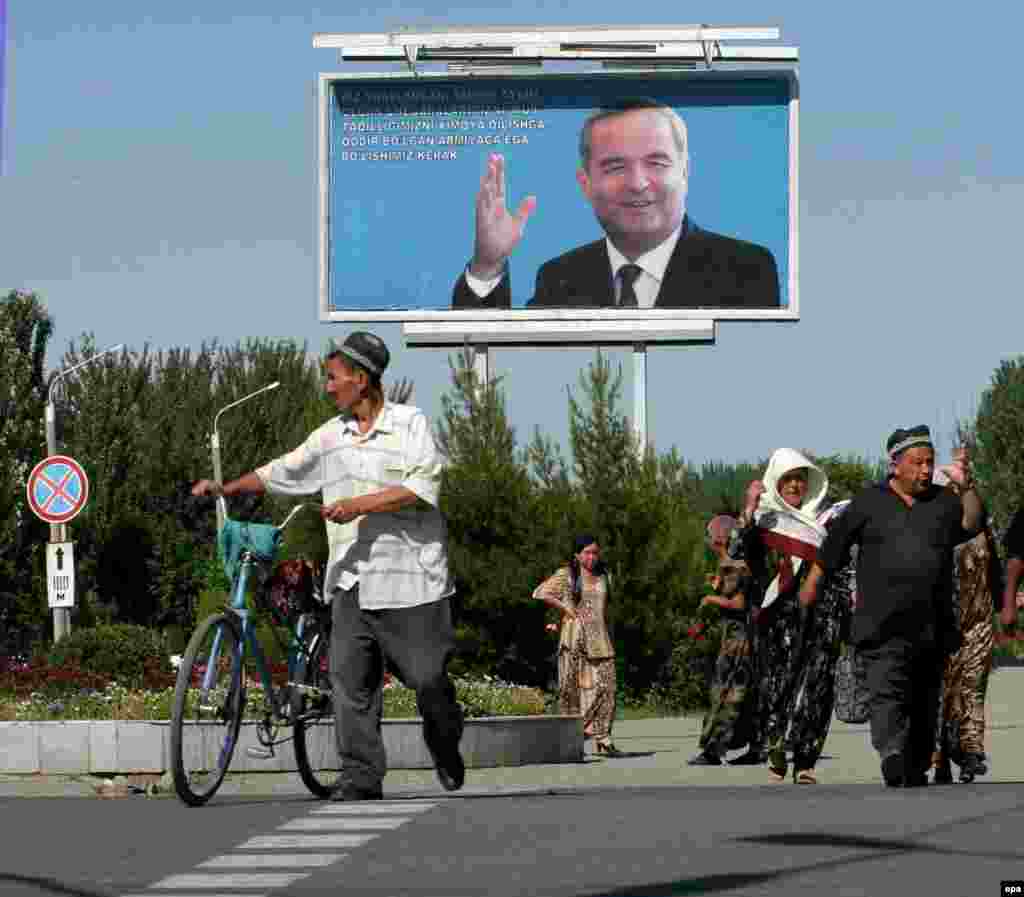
[318,69,798,332]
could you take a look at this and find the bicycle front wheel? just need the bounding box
[170,612,246,806]
[292,622,336,798]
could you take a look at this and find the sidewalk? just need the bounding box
[3,669,1021,799]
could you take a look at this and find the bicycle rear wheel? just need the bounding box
[170,612,245,806]
[292,621,336,798]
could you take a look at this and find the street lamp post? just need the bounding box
[210,381,280,533]
[45,343,124,643]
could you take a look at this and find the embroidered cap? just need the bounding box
[886,424,933,460]
[335,331,390,378]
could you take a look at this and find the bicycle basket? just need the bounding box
[219,518,282,583]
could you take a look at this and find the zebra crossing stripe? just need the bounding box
[279,816,408,830]
[198,854,344,868]
[237,833,377,849]
[311,801,438,815]
[148,872,305,888]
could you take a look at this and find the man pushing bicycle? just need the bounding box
[192,331,464,801]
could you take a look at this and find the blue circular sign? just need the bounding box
[26,455,90,524]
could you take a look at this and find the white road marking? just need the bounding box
[312,802,437,814]
[280,816,408,830]
[129,797,438,894]
[237,833,377,849]
[148,872,306,888]
[198,854,345,868]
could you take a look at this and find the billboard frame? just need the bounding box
[315,26,799,343]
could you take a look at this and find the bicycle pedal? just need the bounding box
[245,746,275,760]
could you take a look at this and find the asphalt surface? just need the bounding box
[3,669,1024,897]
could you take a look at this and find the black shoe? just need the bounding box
[728,750,766,766]
[904,773,929,788]
[933,763,954,785]
[425,734,465,792]
[881,754,904,788]
[959,752,986,784]
[687,750,722,766]
[329,781,383,802]
[434,748,466,792]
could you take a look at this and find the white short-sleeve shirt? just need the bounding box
[256,402,453,609]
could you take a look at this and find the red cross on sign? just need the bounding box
[26,455,90,524]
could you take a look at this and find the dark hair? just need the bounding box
[578,97,689,171]
[569,535,606,602]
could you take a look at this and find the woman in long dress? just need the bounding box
[535,534,620,756]
[731,448,852,784]
[688,515,757,766]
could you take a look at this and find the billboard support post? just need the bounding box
[632,343,647,458]
[471,344,489,388]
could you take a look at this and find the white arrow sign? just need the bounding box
[46,542,76,608]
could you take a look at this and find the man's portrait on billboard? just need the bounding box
[451,99,780,311]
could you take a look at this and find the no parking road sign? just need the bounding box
[26,455,90,524]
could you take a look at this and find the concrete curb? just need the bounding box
[0,715,583,776]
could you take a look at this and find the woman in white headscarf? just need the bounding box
[729,448,853,784]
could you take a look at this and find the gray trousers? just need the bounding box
[860,638,942,780]
[330,586,463,790]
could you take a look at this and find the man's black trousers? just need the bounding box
[860,637,943,782]
[330,586,464,791]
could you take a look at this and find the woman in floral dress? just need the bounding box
[534,535,620,756]
[934,474,998,784]
[689,515,757,766]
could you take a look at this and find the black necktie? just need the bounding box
[618,264,642,308]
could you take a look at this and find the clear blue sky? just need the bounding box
[3,2,1021,469]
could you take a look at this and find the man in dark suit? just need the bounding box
[451,98,779,310]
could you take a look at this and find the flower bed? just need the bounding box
[0,659,546,722]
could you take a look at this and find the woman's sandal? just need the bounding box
[596,742,624,757]
[794,768,817,785]
[767,751,787,782]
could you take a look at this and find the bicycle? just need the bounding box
[170,497,336,806]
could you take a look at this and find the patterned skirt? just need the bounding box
[699,617,755,754]
[559,644,616,745]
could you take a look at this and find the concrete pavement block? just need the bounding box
[114,722,165,773]
[89,722,117,772]
[0,723,40,773]
[383,719,433,769]
[38,722,91,774]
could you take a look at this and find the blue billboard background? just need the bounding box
[328,72,792,312]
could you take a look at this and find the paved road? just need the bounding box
[3,669,1024,897]
[3,784,1024,896]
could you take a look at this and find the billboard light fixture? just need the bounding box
[313,25,781,51]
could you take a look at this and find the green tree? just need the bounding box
[970,357,1024,536]
[0,290,53,652]
[436,349,555,684]
[566,352,706,694]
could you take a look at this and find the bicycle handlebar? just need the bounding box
[217,496,322,535]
